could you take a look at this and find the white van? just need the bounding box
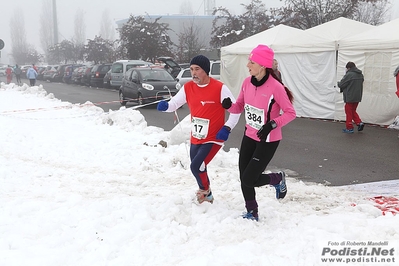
[175,60,220,86]
[110,60,151,88]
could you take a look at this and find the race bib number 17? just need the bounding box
[191,117,210,139]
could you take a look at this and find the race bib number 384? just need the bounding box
[191,117,210,139]
[244,104,264,130]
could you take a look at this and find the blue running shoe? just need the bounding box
[342,128,354,134]
[273,171,287,199]
[242,211,259,221]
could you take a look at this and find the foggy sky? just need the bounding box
[1,0,398,65]
[0,0,283,64]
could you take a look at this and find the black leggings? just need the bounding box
[239,134,280,201]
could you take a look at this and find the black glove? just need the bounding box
[222,97,232,109]
[257,121,274,141]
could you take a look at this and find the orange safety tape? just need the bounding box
[0,95,171,114]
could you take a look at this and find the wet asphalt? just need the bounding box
[224,116,399,186]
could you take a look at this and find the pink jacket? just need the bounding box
[228,76,296,142]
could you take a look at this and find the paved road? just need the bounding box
[4,77,398,186]
[268,118,399,186]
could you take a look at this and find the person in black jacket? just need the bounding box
[338,61,365,134]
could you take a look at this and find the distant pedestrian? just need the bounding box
[26,65,38,86]
[6,66,13,84]
[272,59,282,82]
[14,64,22,85]
[394,65,399,98]
[338,61,365,134]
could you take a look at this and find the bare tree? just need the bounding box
[99,10,115,41]
[74,9,86,46]
[9,8,29,64]
[175,21,205,63]
[272,0,390,29]
[39,0,54,62]
[239,0,271,36]
[354,0,391,25]
[179,0,194,15]
[211,0,272,48]
[210,7,243,48]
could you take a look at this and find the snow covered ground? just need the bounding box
[1,82,398,266]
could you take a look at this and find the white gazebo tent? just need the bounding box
[220,17,383,122]
[269,17,375,120]
[220,24,303,96]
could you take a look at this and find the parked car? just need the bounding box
[52,64,70,82]
[110,60,152,89]
[81,66,93,86]
[119,67,181,106]
[90,63,112,87]
[36,66,47,80]
[208,60,221,80]
[156,56,181,78]
[0,66,7,76]
[175,68,192,86]
[175,60,221,86]
[63,64,83,84]
[103,69,112,89]
[21,65,31,77]
[43,65,59,81]
[71,66,85,85]
[178,63,190,69]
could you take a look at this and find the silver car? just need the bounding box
[175,61,221,87]
[110,60,152,89]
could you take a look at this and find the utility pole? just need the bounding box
[53,0,58,45]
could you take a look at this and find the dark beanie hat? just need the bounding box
[190,55,210,75]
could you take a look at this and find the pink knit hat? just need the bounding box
[249,44,274,68]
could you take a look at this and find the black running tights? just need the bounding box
[239,135,280,201]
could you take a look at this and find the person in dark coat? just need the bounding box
[14,65,22,85]
[338,61,365,133]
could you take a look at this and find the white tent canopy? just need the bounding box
[221,24,303,54]
[270,17,375,121]
[340,18,399,50]
[220,24,303,99]
[221,17,399,125]
[304,17,375,48]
